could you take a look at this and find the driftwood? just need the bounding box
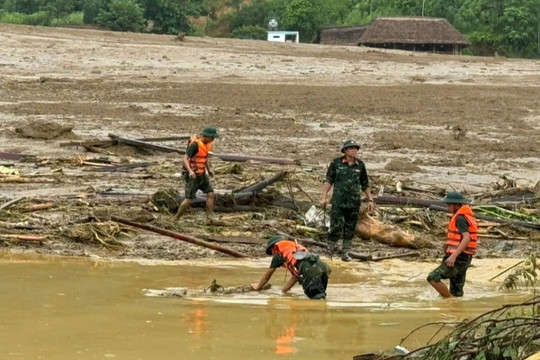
[0,151,26,160]
[91,162,150,172]
[371,251,421,262]
[22,203,54,212]
[0,176,57,183]
[111,215,248,258]
[356,213,432,249]
[108,134,185,154]
[212,153,298,165]
[0,234,46,241]
[233,172,285,193]
[0,197,26,211]
[375,195,445,208]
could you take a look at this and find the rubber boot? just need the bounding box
[341,251,352,262]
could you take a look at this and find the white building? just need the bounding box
[267,31,300,43]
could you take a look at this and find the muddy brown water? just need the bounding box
[0,254,530,360]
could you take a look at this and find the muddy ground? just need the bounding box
[0,23,539,261]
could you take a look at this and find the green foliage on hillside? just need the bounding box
[0,0,538,58]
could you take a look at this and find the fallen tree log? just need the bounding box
[110,215,248,258]
[91,162,151,172]
[356,213,433,249]
[0,234,46,241]
[212,153,298,165]
[233,172,285,193]
[0,176,57,183]
[375,195,445,208]
[109,134,185,154]
[22,202,54,212]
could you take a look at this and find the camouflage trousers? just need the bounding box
[328,205,359,252]
[427,253,472,297]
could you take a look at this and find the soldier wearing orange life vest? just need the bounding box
[251,236,331,299]
[175,126,218,219]
[427,191,478,298]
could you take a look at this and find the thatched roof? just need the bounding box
[359,17,468,45]
[315,26,368,45]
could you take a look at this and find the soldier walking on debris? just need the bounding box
[175,126,218,220]
[321,140,374,262]
[427,191,478,298]
[251,236,331,299]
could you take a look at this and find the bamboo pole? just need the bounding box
[489,260,525,281]
[110,216,248,258]
[0,197,26,211]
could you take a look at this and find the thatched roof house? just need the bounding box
[359,17,469,54]
[315,26,368,46]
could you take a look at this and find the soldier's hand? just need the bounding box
[320,198,327,210]
[188,171,196,179]
[367,201,375,214]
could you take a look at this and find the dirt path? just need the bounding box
[0,23,538,260]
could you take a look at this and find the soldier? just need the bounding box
[321,140,374,262]
[175,126,218,219]
[427,191,478,298]
[251,235,331,299]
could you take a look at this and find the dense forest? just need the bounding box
[0,0,538,58]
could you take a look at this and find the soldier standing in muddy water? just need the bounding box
[321,140,374,262]
[427,191,478,298]
[175,126,218,220]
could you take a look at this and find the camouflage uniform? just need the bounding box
[325,156,369,252]
[427,253,472,297]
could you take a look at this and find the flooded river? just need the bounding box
[0,253,529,360]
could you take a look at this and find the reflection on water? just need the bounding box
[0,253,530,360]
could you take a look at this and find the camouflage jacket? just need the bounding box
[325,156,369,208]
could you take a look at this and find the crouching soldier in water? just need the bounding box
[175,126,218,220]
[251,236,331,299]
[427,191,478,298]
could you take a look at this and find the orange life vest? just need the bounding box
[188,136,211,175]
[273,240,308,278]
[446,205,478,256]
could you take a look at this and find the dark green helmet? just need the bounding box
[265,235,287,255]
[201,126,218,138]
[341,139,360,153]
[443,191,468,204]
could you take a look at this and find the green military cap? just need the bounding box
[265,235,287,255]
[341,139,360,153]
[443,191,469,204]
[201,126,218,138]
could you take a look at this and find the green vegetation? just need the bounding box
[0,0,538,58]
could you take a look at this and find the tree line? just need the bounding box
[0,0,538,58]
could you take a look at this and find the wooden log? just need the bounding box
[356,213,433,249]
[0,176,57,183]
[0,197,26,211]
[110,215,248,258]
[489,260,525,281]
[91,162,150,172]
[371,251,421,262]
[212,153,298,165]
[22,203,54,212]
[0,151,25,160]
[0,234,46,241]
[233,172,285,194]
[375,195,445,208]
[109,134,185,154]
